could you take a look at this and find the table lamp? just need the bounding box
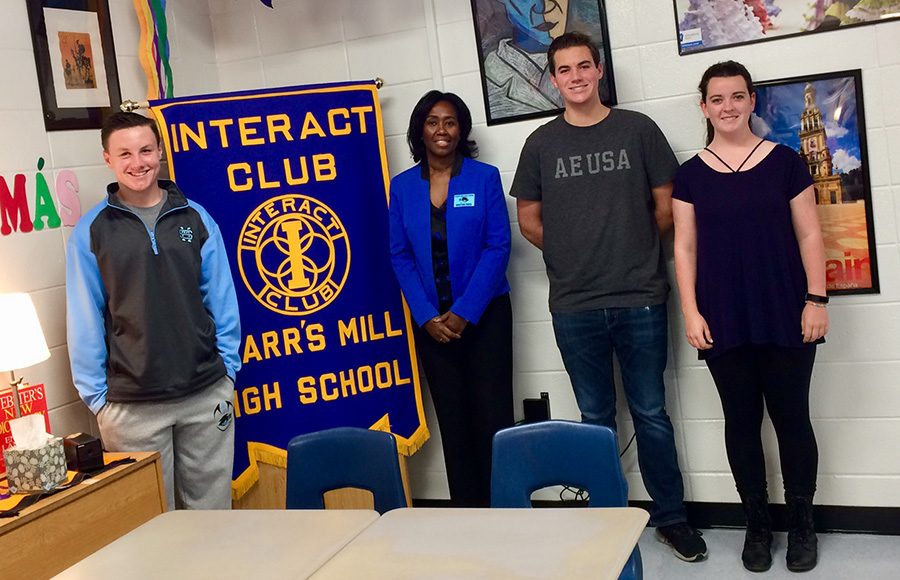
[0,292,51,418]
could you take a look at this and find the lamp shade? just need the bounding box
[0,293,51,373]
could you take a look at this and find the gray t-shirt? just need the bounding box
[510,108,679,313]
[124,193,166,231]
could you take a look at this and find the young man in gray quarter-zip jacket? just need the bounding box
[66,112,241,510]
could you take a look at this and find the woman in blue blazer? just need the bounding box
[389,90,513,507]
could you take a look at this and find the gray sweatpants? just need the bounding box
[97,375,235,510]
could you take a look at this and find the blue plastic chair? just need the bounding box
[491,420,643,580]
[286,426,407,514]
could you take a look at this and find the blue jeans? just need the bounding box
[552,303,686,527]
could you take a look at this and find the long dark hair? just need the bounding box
[406,90,477,163]
[699,61,755,145]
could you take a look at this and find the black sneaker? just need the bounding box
[656,522,708,562]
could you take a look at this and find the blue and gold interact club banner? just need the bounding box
[149,81,429,498]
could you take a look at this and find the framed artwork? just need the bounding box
[26,0,121,131]
[674,1,900,56]
[753,69,879,295]
[470,0,616,126]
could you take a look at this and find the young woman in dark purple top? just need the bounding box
[672,61,829,573]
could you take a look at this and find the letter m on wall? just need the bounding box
[0,175,34,235]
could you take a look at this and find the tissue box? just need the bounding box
[3,436,67,493]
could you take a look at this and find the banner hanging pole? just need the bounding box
[120,78,386,112]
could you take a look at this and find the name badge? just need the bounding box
[453,193,475,208]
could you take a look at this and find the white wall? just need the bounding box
[4,0,898,508]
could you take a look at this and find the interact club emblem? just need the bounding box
[238,194,350,316]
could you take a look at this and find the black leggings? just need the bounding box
[706,344,818,497]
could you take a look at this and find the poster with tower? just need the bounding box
[752,69,878,295]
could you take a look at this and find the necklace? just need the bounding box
[704,139,765,173]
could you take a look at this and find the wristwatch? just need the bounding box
[805,293,829,308]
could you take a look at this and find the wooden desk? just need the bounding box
[310,507,649,580]
[0,452,165,580]
[54,509,380,579]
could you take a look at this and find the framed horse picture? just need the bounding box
[26,0,122,131]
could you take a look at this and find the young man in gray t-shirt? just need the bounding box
[510,32,707,563]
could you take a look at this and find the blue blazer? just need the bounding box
[389,157,511,327]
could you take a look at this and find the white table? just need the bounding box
[310,507,649,580]
[53,509,379,580]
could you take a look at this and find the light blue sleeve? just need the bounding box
[65,213,109,415]
[193,202,242,379]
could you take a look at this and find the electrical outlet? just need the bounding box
[522,392,550,423]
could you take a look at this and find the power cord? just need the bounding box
[559,485,589,502]
[619,432,637,458]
